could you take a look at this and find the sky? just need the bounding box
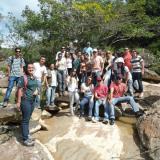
[0,0,39,47]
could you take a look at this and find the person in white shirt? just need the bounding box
[65,51,72,75]
[46,64,57,107]
[56,53,67,96]
[33,56,47,108]
[66,70,79,116]
[55,46,66,60]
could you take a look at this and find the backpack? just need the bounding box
[15,74,28,102]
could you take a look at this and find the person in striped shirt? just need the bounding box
[131,50,144,98]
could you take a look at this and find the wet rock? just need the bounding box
[45,105,60,114]
[41,110,52,119]
[143,69,160,83]
[29,120,42,134]
[0,138,54,160]
[136,108,160,160]
[0,107,22,125]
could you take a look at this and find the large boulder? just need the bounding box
[143,69,160,83]
[136,107,160,160]
[0,138,54,160]
[0,107,22,125]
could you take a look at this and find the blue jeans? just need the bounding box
[110,96,139,118]
[46,86,56,106]
[127,80,134,96]
[4,76,20,102]
[92,70,101,86]
[94,99,114,120]
[35,80,41,107]
[104,69,111,87]
[21,98,35,141]
[80,96,94,117]
[57,70,66,92]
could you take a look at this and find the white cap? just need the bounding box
[115,57,124,63]
[93,48,98,52]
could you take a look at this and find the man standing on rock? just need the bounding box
[3,47,25,107]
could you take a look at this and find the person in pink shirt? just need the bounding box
[92,77,111,124]
[108,74,144,125]
[123,48,132,71]
[91,48,104,86]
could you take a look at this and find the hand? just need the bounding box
[16,102,21,111]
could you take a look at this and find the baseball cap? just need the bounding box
[115,57,124,63]
[93,48,98,52]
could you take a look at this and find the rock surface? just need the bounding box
[0,77,8,88]
[143,68,160,83]
[0,138,54,160]
[136,107,160,160]
[0,107,22,125]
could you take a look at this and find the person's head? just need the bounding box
[58,53,62,60]
[115,57,124,67]
[15,47,21,57]
[124,47,129,53]
[97,76,102,86]
[80,54,85,61]
[40,56,46,65]
[26,63,34,76]
[50,64,55,70]
[131,50,138,58]
[115,74,123,84]
[78,51,82,58]
[71,69,77,77]
[86,76,92,85]
[93,48,98,57]
[106,50,112,58]
[65,51,70,58]
[87,42,90,47]
[72,53,77,59]
[61,46,65,52]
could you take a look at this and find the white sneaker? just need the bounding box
[92,117,99,123]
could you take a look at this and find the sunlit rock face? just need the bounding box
[45,116,123,160]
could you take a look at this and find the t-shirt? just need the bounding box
[94,84,108,99]
[57,58,67,71]
[18,75,38,100]
[117,66,132,81]
[67,76,78,92]
[110,82,126,98]
[7,56,25,77]
[123,52,132,71]
[47,69,57,87]
[33,62,47,82]
[91,56,103,71]
[131,55,143,73]
[83,47,93,60]
[66,58,72,69]
[81,83,94,98]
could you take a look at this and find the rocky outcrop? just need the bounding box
[143,69,160,83]
[0,138,54,160]
[0,107,22,125]
[136,107,160,160]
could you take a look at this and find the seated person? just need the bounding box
[108,74,144,124]
[92,77,110,124]
[80,76,94,119]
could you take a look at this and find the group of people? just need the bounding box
[2,43,145,146]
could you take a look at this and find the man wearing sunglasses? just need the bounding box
[2,47,25,107]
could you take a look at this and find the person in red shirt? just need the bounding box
[123,48,132,71]
[108,74,144,125]
[92,77,110,123]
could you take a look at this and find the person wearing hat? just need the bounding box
[56,53,67,96]
[92,76,111,124]
[55,46,66,60]
[113,57,134,97]
[83,42,93,60]
[108,74,144,124]
[91,48,104,86]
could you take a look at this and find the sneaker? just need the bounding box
[28,135,36,141]
[23,139,35,147]
[110,119,115,125]
[2,101,8,108]
[139,92,144,98]
[102,119,109,124]
[87,116,92,121]
[92,117,99,123]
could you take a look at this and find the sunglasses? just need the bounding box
[16,50,21,53]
